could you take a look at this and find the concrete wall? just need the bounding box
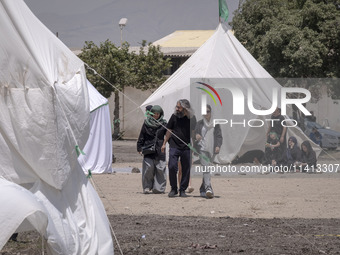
[107,87,153,139]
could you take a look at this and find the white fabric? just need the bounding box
[0,0,113,254]
[142,23,320,162]
[78,80,113,174]
[87,79,108,112]
[0,178,48,251]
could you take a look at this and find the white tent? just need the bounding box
[142,24,320,162]
[0,178,48,248]
[78,80,113,174]
[0,0,113,254]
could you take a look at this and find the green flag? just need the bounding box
[219,0,229,22]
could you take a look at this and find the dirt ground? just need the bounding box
[2,140,340,255]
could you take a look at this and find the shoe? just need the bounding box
[143,189,151,194]
[187,186,194,193]
[179,191,188,197]
[206,189,214,199]
[152,189,164,194]
[168,190,178,197]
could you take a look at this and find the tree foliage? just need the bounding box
[78,40,171,138]
[231,0,340,97]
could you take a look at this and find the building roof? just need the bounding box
[129,46,198,57]
[153,30,215,48]
[73,30,217,58]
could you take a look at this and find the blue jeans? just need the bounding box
[168,147,191,192]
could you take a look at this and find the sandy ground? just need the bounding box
[101,140,340,219]
[93,172,340,219]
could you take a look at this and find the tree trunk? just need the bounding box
[113,90,120,140]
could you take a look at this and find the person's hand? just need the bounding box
[196,134,202,141]
[161,144,166,153]
[215,147,220,154]
[138,151,142,156]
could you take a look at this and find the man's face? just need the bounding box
[175,102,185,117]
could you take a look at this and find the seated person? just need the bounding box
[309,127,322,146]
[298,141,317,172]
[263,131,282,166]
[285,136,301,169]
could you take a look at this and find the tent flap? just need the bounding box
[0,0,114,254]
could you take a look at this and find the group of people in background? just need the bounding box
[137,99,222,199]
[263,108,317,172]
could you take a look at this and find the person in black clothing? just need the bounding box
[195,104,222,199]
[263,131,282,166]
[299,140,317,172]
[137,105,167,194]
[266,107,287,156]
[285,136,302,171]
[161,99,196,197]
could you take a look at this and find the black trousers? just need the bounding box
[168,147,191,192]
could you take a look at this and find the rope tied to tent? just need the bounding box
[86,169,92,178]
[75,145,86,156]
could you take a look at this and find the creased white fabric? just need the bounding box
[0,0,114,254]
[78,81,113,174]
[0,178,48,251]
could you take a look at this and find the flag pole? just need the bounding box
[218,0,221,24]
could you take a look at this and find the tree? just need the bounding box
[78,40,170,139]
[231,0,340,98]
[133,40,171,91]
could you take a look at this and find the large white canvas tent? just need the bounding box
[78,80,113,174]
[142,23,320,162]
[0,0,114,254]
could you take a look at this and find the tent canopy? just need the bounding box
[142,24,320,162]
